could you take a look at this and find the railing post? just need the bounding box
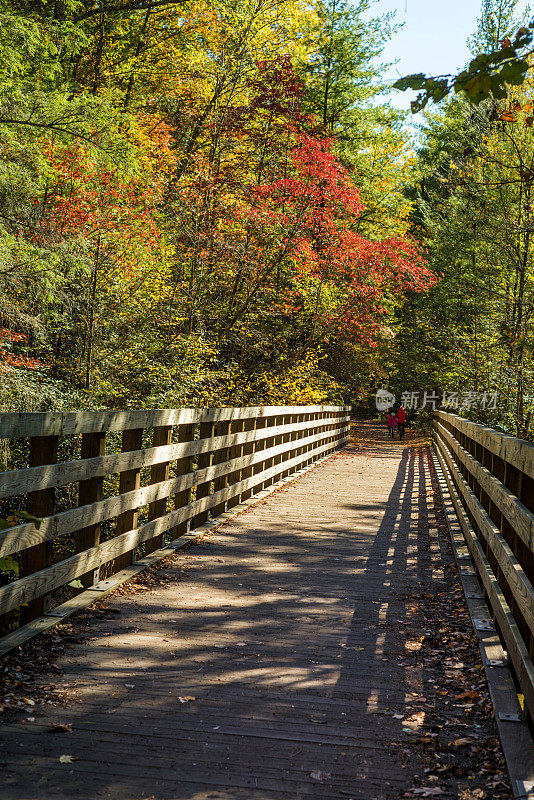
[240,416,256,502]
[211,420,230,518]
[113,427,144,573]
[146,425,173,553]
[252,415,268,492]
[19,435,59,623]
[174,423,195,537]
[76,431,106,587]
[289,411,301,474]
[193,420,215,528]
[273,412,285,481]
[227,417,245,510]
[280,412,292,479]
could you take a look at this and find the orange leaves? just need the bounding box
[0,329,48,372]
[0,328,26,343]
[454,690,479,702]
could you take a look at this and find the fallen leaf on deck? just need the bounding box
[49,722,72,732]
[178,696,196,703]
[310,771,331,781]
[404,712,425,727]
[59,754,77,763]
[455,690,479,701]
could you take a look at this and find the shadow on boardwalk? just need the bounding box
[0,422,511,800]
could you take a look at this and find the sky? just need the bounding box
[373,0,532,113]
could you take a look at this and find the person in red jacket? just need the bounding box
[397,404,407,440]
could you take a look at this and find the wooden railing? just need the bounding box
[433,411,534,720]
[0,405,350,642]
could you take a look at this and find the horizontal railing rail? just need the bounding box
[0,405,350,642]
[433,411,534,721]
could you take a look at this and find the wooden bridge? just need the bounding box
[1,406,534,798]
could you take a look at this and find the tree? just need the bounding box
[394,1,532,112]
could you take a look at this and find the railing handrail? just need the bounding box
[435,410,534,480]
[0,405,350,649]
[0,404,351,439]
[433,411,534,725]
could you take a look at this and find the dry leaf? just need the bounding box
[452,737,473,747]
[49,722,73,733]
[20,697,35,706]
[178,696,196,703]
[454,690,479,701]
[310,771,331,781]
[59,754,77,763]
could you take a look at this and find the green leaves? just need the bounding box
[394,20,534,112]
[0,556,19,577]
[0,510,43,530]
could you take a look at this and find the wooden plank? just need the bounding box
[434,437,534,722]
[240,417,256,502]
[0,425,340,558]
[146,425,173,554]
[226,418,245,511]
[210,421,230,519]
[432,447,534,792]
[172,423,195,538]
[75,432,106,588]
[0,405,350,439]
[250,416,268,494]
[0,435,338,616]
[0,415,343,499]
[4,420,514,800]
[193,421,215,528]
[113,428,144,574]
[18,436,58,623]
[435,421,534,553]
[0,409,197,439]
[436,411,534,481]
[435,429,534,637]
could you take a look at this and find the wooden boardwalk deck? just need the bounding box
[0,422,510,799]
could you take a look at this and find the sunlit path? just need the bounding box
[0,423,509,799]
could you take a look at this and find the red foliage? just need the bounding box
[245,132,434,344]
[0,329,47,372]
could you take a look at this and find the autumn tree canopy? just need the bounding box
[0,0,434,410]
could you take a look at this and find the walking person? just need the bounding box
[387,410,398,439]
[397,403,406,440]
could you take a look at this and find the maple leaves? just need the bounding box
[243,128,433,346]
[0,0,435,406]
[167,52,434,386]
[0,329,46,372]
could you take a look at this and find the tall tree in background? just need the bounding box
[0,0,433,410]
[387,0,534,439]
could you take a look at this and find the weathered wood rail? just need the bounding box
[433,411,534,723]
[0,405,350,649]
